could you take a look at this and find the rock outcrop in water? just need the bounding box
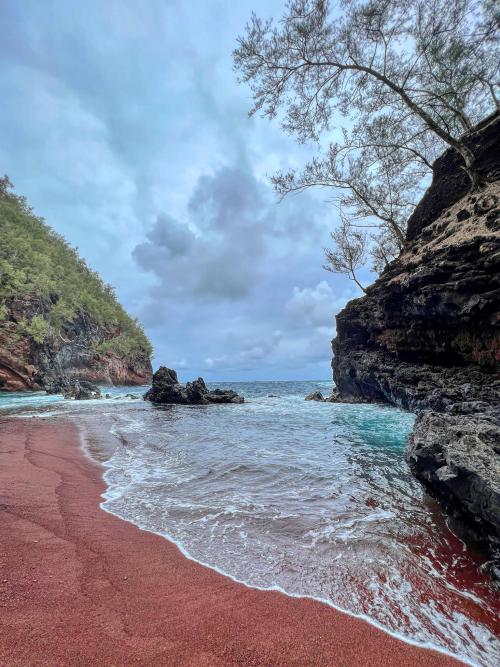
[331,112,500,569]
[61,379,102,400]
[145,367,244,405]
[407,409,500,577]
[305,391,325,401]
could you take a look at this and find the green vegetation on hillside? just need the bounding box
[0,176,152,361]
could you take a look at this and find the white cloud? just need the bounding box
[0,0,364,380]
[286,281,357,328]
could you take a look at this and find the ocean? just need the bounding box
[1,380,498,666]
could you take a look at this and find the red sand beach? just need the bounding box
[0,418,464,666]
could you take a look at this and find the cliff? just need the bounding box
[331,114,500,570]
[0,178,152,391]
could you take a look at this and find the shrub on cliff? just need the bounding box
[17,314,51,345]
[0,176,152,363]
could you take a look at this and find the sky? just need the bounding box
[0,0,368,381]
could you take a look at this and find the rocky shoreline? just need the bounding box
[407,409,499,577]
[330,114,500,572]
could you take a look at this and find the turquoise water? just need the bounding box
[1,381,498,666]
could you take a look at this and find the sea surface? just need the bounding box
[1,381,499,666]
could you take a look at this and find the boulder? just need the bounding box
[186,377,209,404]
[305,391,325,401]
[204,387,244,404]
[323,391,371,404]
[44,375,72,395]
[63,379,101,400]
[144,367,188,404]
[145,367,244,405]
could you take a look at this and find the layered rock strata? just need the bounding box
[331,114,500,568]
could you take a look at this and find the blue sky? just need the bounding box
[0,0,367,381]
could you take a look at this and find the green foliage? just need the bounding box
[18,315,51,344]
[0,176,152,361]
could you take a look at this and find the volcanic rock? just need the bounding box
[407,410,500,572]
[305,391,325,401]
[331,112,500,566]
[63,379,101,400]
[145,367,244,405]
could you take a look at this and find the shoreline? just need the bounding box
[0,417,465,666]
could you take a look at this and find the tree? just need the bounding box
[272,110,440,252]
[0,175,13,197]
[234,0,499,286]
[272,133,422,249]
[234,0,499,187]
[324,212,368,291]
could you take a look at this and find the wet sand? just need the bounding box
[0,418,465,666]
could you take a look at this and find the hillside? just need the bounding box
[0,177,152,391]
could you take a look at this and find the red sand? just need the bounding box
[0,418,464,667]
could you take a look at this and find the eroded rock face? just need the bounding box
[144,367,244,405]
[331,114,500,567]
[333,182,500,410]
[33,312,152,389]
[0,306,152,392]
[407,410,500,571]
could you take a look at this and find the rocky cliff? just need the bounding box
[0,307,152,392]
[0,178,152,391]
[331,113,500,570]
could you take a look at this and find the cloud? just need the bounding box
[286,281,356,328]
[0,0,366,380]
[133,178,261,301]
[286,281,336,328]
[133,161,330,305]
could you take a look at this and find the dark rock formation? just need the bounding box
[333,181,500,410]
[62,379,101,400]
[45,375,72,395]
[305,390,366,403]
[145,367,244,405]
[407,410,500,570]
[406,111,500,241]
[305,391,325,401]
[331,114,500,568]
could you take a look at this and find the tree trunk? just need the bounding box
[351,273,367,294]
[458,144,483,190]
